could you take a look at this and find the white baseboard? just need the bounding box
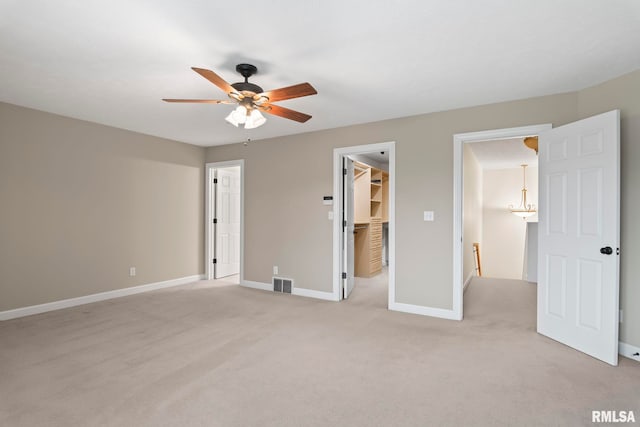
[389,301,461,320]
[0,274,205,321]
[240,280,272,291]
[619,341,640,362]
[240,280,337,301]
[292,287,338,301]
[463,273,474,292]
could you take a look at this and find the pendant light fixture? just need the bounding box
[509,164,536,218]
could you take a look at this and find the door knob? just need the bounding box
[600,246,613,255]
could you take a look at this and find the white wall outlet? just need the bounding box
[328,211,334,220]
[273,266,278,275]
[129,267,136,277]
[423,211,435,221]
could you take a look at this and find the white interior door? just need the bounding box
[343,157,355,298]
[537,110,620,365]
[215,166,241,279]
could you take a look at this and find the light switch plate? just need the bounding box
[424,211,434,221]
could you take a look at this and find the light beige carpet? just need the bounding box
[0,275,638,426]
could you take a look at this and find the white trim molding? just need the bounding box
[619,341,640,362]
[0,274,205,321]
[292,287,339,301]
[452,124,552,321]
[240,280,272,292]
[389,302,460,320]
[463,272,474,292]
[240,280,337,301]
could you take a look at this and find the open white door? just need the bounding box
[343,157,355,298]
[537,110,620,365]
[215,166,241,278]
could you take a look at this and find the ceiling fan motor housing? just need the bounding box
[232,63,263,94]
[231,81,263,94]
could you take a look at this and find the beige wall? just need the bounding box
[577,71,640,347]
[206,92,578,309]
[482,167,538,280]
[3,69,638,349]
[0,103,205,311]
[206,69,640,347]
[462,144,482,281]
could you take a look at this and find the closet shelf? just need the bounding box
[353,160,387,278]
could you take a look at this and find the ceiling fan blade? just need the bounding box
[259,83,317,103]
[263,104,312,123]
[191,67,236,94]
[162,99,233,104]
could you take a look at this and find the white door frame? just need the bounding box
[452,124,552,320]
[205,160,245,281]
[332,142,395,305]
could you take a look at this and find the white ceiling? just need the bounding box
[1,1,640,147]
[469,138,538,170]
[359,151,389,166]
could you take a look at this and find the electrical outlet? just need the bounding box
[273,266,278,275]
[423,211,434,221]
[129,267,136,277]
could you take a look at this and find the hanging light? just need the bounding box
[225,105,247,127]
[244,109,266,129]
[509,164,536,218]
[224,105,266,129]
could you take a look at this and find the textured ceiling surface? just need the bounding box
[1,1,640,147]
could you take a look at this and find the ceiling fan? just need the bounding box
[163,64,317,129]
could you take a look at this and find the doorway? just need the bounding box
[206,160,244,283]
[453,111,621,366]
[462,137,539,284]
[332,142,395,307]
[452,124,551,319]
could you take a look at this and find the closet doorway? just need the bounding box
[332,142,395,307]
[206,160,244,283]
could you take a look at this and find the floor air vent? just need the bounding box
[273,277,293,294]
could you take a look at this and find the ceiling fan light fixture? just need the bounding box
[225,105,248,127]
[244,109,266,129]
[253,94,269,106]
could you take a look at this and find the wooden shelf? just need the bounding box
[352,161,388,277]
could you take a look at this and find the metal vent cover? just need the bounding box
[272,277,293,294]
[273,278,282,292]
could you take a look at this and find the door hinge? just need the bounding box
[213,218,217,224]
[617,248,620,255]
[343,220,346,230]
[213,178,218,184]
[343,168,347,175]
[212,258,217,264]
[342,272,347,279]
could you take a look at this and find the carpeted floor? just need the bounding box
[0,275,638,426]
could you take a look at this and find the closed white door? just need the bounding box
[537,110,620,365]
[215,166,241,278]
[343,157,355,298]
